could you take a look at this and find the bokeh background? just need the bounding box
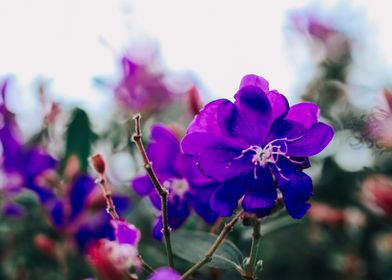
[2,0,392,279]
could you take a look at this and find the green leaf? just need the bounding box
[61,108,97,173]
[172,230,244,271]
[259,216,302,237]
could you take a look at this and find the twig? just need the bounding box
[181,210,244,280]
[138,254,154,274]
[95,174,120,220]
[131,114,175,268]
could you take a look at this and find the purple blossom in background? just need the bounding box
[131,124,219,239]
[148,267,181,280]
[182,74,334,219]
[49,174,131,251]
[0,79,56,204]
[114,56,172,115]
[87,219,141,280]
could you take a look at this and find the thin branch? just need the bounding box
[131,114,174,268]
[181,210,244,280]
[95,174,120,220]
[138,254,154,274]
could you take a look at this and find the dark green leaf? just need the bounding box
[172,230,244,271]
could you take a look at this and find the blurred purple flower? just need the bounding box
[1,78,57,203]
[48,174,131,251]
[131,124,219,239]
[114,56,172,116]
[148,267,181,280]
[181,74,334,219]
[87,219,141,280]
[290,11,335,42]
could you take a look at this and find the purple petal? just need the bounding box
[183,157,216,187]
[186,99,228,135]
[152,217,164,240]
[287,122,334,157]
[148,267,181,280]
[50,200,65,228]
[2,202,25,218]
[285,102,320,129]
[24,148,57,177]
[190,185,220,223]
[273,159,313,219]
[219,87,272,146]
[239,74,269,92]
[147,125,181,176]
[111,219,141,246]
[181,132,250,181]
[112,195,132,215]
[242,168,277,216]
[69,175,95,221]
[267,119,307,142]
[211,177,246,217]
[131,175,154,196]
[268,90,289,122]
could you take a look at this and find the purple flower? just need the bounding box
[114,56,172,116]
[148,267,181,280]
[181,74,334,219]
[1,78,57,203]
[87,220,141,280]
[131,124,219,239]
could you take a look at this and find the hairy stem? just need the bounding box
[96,174,120,220]
[245,220,261,280]
[181,210,244,280]
[131,114,174,268]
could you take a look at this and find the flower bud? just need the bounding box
[34,234,56,256]
[90,154,106,175]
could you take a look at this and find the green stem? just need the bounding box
[245,219,261,280]
[181,210,244,280]
[132,114,174,268]
[138,254,154,274]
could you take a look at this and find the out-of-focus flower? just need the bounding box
[307,202,346,226]
[148,267,181,280]
[34,234,57,256]
[87,220,141,280]
[361,174,392,219]
[0,79,57,203]
[182,74,334,219]
[114,56,172,116]
[187,85,203,116]
[365,90,392,149]
[48,174,131,251]
[289,9,351,64]
[131,124,219,239]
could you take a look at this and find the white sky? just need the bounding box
[1,0,391,120]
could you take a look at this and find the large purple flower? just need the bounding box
[131,124,219,239]
[181,74,334,219]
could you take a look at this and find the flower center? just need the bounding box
[163,178,189,198]
[234,137,304,180]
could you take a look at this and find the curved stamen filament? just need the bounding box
[233,135,305,180]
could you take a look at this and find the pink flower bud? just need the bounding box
[90,154,106,174]
[34,234,56,256]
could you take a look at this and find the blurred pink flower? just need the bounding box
[361,174,392,218]
[365,90,392,149]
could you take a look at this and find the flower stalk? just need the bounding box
[131,114,175,268]
[181,210,244,280]
[244,219,262,280]
[90,154,120,220]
